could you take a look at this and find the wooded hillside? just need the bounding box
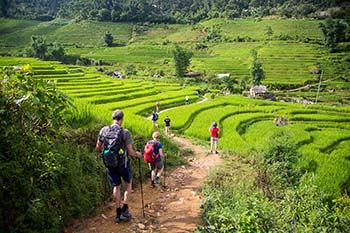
[1,0,349,23]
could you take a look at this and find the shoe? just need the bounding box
[115,207,122,223]
[155,176,160,185]
[114,215,121,223]
[151,180,156,187]
[120,209,131,221]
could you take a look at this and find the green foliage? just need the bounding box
[2,0,349,23]
[198,135,350,232]
[104,31,113,47]
[265,25,273,39]
[0,69,108,232]
[29,36,47,60]
[250,49,265,86]
[49,43,65,62]
[172,45,193,78]
[125,63,137,75]
[319,19,349,52]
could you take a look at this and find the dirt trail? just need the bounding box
[65,136,221,233]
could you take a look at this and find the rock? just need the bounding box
[138,223,146,230]
[175,188,179,191]
[191,191,196,195]
[89,227,96,231]
[149,209,155,213]
[157,212,161,217]
[101,214,108,220]
[181,165,185,169]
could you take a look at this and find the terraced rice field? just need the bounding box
[159,95,350,198]
[0,57,198,137]
[1,44,349,199]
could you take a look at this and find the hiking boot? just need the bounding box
[151,180,156,187]
[115,207,122,223]
[155,176,160,185]
[120,209,131,221]
[115,215,121,223]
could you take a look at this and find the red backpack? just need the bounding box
[143,140,160,163]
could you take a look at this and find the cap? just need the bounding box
[212,121,217,127]
[112,109,124,120]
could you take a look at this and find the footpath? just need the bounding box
[65,136,221,233]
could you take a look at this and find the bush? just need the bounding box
[0,69,109,232]
[198,131,350,232]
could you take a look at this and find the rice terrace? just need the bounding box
[1,1,350,233]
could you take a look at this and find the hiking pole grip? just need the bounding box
[138,158,145,218]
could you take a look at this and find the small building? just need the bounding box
[216,73,230,79]
[250,85,268,97]
[184,71,201,78]
[112,70,122,78]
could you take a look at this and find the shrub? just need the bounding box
[0,69,108,232]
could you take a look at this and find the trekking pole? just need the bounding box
[138,158,145,218]
[163,154,167,187]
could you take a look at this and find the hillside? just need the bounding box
[1,0,349,23]
[1,17,349,104]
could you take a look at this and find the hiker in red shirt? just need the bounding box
[209,121,220,154]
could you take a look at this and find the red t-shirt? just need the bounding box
[210,127,220,138]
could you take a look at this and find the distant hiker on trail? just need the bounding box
[209,121,220,154]
[185,96,190,105]
[96,110,142,223]
[143,131,165,187]
[152,111,159,126]
[156,101,160,113]
[164,116,171,136]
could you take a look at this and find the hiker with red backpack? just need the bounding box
[96,110,142,223]
[144,131,165,187]
[209,121,220,154]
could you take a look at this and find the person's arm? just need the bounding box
[96,128,104,155]
[96,140,102,152]
[126,144,142,159]
[159,148,164,157]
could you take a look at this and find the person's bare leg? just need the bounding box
[156,167,164,177]
[210,138,214,153]
[123,181,132,205]
[113,186,121,208]
[214,141,218,153]
[151,170,156,181]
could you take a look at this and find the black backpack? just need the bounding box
[101,126,125,168]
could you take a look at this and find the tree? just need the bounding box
[104,32,113,47]
[172,45,193,78]
[319,19,348,52]
[30,36,48,60]
[250,49,265,86]
[50,43,65,62]
[98,8,111,21]
[265,25,273,39]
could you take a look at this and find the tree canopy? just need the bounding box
[1,0,349,23]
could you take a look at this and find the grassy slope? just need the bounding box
[0,17,348,101]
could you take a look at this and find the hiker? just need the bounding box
[156,101,160,113]
[185,96,190,105]
[96,110,142,223]
[144,131,165,187]
[152,111,159,126]
[164,116,171,136]
[209,121,220,154]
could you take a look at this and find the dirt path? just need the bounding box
[65,136,221,233]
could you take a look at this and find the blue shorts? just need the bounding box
[105,163,132,187]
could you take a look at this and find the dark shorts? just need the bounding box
[150,159,164,170]
[105,164,132,187]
